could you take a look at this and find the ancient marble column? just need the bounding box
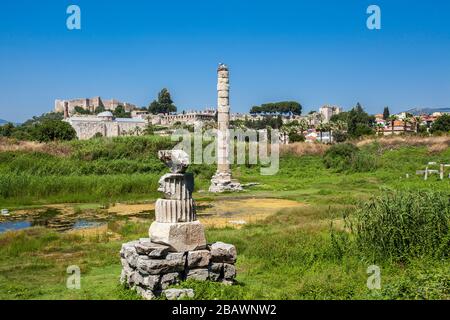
[209,64,242,193]
[150,150,206,252]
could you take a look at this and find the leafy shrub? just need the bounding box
[323,143,359,171]
[323,143,379,172]
[33,120,77,142]
[350,191,450,262]
[431,114,450,134]
[288,131,305,143]
[333,130,348,143]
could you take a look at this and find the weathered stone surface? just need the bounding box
[119,269,127,285]
[136,286,156,300]
[120,258,133,273]
[136,255,184,275]
[208,263,223,281]
[149,221,207,252]
[134,272,160,291]
[134,241,170,258]
[186,268,209,281]
[218,97,229,106]
[209,175,243,193]
[187,250,211,268]
[155,198,196,223]
[158,150,189,174]
[164,289,195,300]
[160,272,181,290]
[210,242,237,263]
[157,173,194,200]
[218,90,229,98]
[122,246,139,268]
[223,263,236,280]
[217,83,229,91]
[120,240,139,257]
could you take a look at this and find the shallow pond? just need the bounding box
[0,198,302,234]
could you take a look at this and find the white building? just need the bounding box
[65,111,147,140]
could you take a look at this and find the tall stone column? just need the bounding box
[209,64,242,193]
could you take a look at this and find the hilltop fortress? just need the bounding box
[55,96,137,114]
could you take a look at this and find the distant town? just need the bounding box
[50,92,450,143]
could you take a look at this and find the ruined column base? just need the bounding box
[149,221,207,252]
[209,172,243,193]
[120,239,237,300]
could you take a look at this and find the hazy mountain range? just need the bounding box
[403,107,450,115]
[0,119,9,125]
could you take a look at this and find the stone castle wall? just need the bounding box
[55,97,137,114]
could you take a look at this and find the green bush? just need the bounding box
[350,191,450,262]
[33,120,77,142]
[288,131,305,143]
[323,143,359,171]
[323,143,379,172]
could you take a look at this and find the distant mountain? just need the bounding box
[404,107,450,115]
[0,119,9,125]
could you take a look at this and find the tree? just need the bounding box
[316,122,325,143]
[333,130,348,143]
[347,103,375,137]
[113,105,131,118]
[0,123,15,137]
[148,88,177,114]
[94,105,106,114]
[33,120,77,142]
[383,107,390,120]
[288,131,305,143]
[250,101,302,115]
[431,114,450,133]
[74,106,92,115]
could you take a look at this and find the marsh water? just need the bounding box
[0,198,302,234]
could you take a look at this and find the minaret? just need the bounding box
[209,64,242,193]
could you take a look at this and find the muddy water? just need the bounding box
[0,198,302,234]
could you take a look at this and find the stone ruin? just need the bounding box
[209,64,243,193]
[120,150,237,300]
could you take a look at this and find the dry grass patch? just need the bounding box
[0,137,72,157]
[281,142,329,156]
[356,135,450,153]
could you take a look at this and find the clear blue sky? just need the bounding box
[1,0,450,122]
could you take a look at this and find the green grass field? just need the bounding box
[0,135,448,300]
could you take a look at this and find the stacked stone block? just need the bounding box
[120,239,237,300]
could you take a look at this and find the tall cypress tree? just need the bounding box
[148,88,177,114]
[383,107,390,120]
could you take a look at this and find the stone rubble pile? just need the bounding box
[120,239,237,299]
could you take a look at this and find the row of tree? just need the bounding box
[250,101,302,115]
